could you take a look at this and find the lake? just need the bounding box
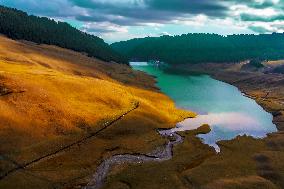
[131,62,277,151]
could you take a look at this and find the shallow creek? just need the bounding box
[85,130,183,189]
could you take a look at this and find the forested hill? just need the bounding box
[111,33,284,64]
[0,6,127,64]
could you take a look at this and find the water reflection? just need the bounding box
[131,62,277,151]
[172,112,275,151]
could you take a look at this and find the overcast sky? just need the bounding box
[1,0,284,43]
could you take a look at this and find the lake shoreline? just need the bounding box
[101,63,284,189]
[133,63,277,151]
[172,63,283,132]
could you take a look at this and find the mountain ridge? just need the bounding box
[111,33,284,64]
[0,5,127,64]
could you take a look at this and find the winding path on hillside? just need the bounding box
[0,101,140,180]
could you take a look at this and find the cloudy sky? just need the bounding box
[1,0,284,43]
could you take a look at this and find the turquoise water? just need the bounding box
[131,62,277,151]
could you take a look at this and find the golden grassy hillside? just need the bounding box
[1,35,284,189]
[0,35,194,188]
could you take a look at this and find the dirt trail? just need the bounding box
[0,102,139,180]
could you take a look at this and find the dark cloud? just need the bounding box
[75,10,187,27]
[1,0,284,36]
[76,15,141,26]
[68,0,284,33]
[241,14,284,22]
[1,0,80,17]
[225,0,281,9]
[76,15,107,23]
[252,1,277,9]
[145,0,228,17]
[249,0,284,9]
[248,25,270,33]
[70,0,230,26]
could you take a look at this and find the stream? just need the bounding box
[85,62,277,188]
[85,130,183,189]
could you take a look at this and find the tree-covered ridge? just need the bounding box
[0,6,127,64]
[111,33,284,64]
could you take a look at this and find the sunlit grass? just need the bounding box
[0,35,194,170]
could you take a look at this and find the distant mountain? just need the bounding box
[111,33,284,64]
[0,6,127,64]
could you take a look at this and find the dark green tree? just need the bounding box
[0,6,127,64]
[111,33,284,64]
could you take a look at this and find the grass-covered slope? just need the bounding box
[111,33,284,64]
[0,6,127,64]
[0,35,194,188]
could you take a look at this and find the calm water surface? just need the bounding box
[131,62,277,151]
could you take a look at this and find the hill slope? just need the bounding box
[1,36,283,189]
[0,35,193,188]
[0,6,127,64]
[111,33,284,64]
